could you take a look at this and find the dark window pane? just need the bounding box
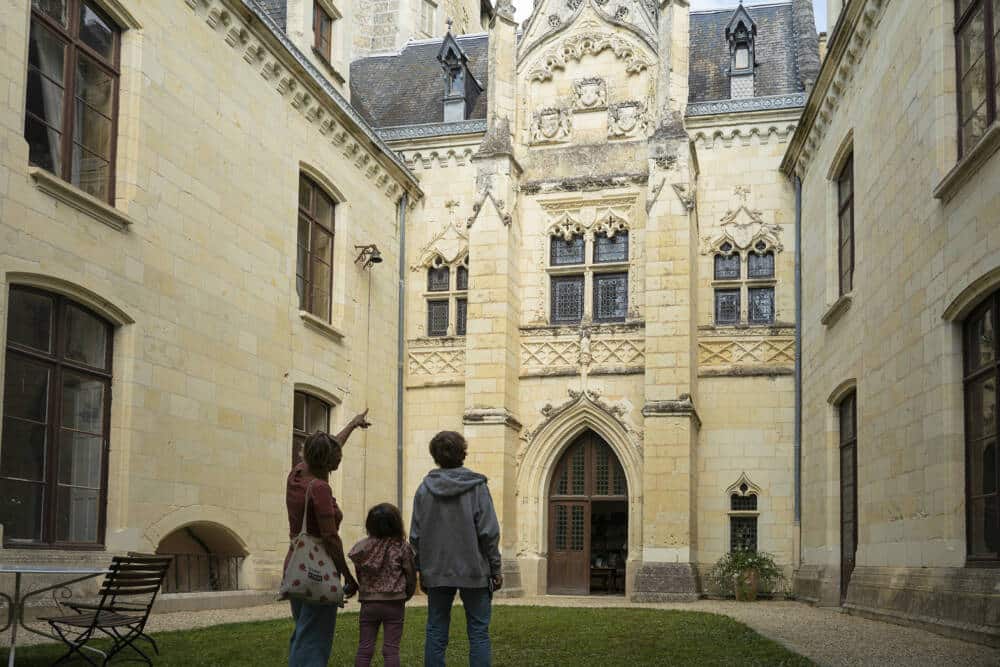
[714,254,740,280]
[557,465,568,495]
[314,189,335,231]
[551,236,585,266]
[456,298,467,336]
[730,516,757,552]
[572,446,585,495]
[4,356,50,422]
[968,375,998,439]
[57,430,102,487]
[715,289,740,325]
[840,395,856,442]
[596,446,609,495]
[970,439,998,496]
[428,267,450,292]
[293,392,306,432]
[1,418,47,481]
[594,232,628,263]
[731,494,758,511]
[33,0,67,26]
[0,480,45,541]
[571,505,585,551]
[749,287,775,325]
[551,276,584,324]
[427,300,449,337]
[55,484,100,542]
[969,496,1000,557]
[293,434,305,466]
[70,143,110,201]
[28,19,66,78]
[61,372,106,434]
[457,265,469,291]
[8,289,54,353]
[313,226,333,264]
[307,396,329,434]
[64,304,109,369]
[25,115,62,174]
[79,3,116,61]
[594,273,628,322]
[26,69,65,129]
[75,55,114,116]
[959,8,989,152]
[555,505,567,549]
[310,262,331,320]
[838,158,853,205]
[748,252,775,279]
[967,305,996,373]
[298,177,312,210]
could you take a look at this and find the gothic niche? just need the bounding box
[530,106,573,145]
[607,101,648,138]
[572,77,608,111]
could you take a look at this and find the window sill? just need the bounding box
[299,311,345,342]
[311,47,346,85]
[934,122,1000,203]
[29,167,135,232]
[821,293,853,327]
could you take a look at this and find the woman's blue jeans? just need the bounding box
[424,587,492,667]
[289,599,338,666]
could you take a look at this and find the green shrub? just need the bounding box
[705,550,785,598]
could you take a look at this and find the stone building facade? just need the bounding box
[0,0,419,597]
[784,0,1000,645]
[351,0,820,599]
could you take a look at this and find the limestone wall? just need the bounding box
[790,0,1000,642]
[0,0,414,588]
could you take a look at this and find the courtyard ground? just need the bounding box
[3,597,998,666]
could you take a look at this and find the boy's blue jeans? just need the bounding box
[425,587,492,667]
[289,599,338,666]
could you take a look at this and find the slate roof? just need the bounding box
[350,34,490,129]
[689,1,817,103]
[256,0,286,32]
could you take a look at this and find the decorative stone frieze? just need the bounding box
[520,326,645,377]
[407,339,466,378]
[686,93,807,117]
[529,107,573,145]
[572,77,608,111]
[526,32,653,82]
[402,147,478,171]
[378,120,488,142]
[697,329,795,369]
[690,123,799,150]
[607,101,649,138]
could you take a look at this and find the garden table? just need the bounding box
[0,564,108,666]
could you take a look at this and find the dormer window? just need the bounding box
[726,5,757,99]
[436,30,481,123]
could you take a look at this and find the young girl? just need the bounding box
[348,503,416,667]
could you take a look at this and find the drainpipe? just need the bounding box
[794,176,803,534]
[396,194,408,508]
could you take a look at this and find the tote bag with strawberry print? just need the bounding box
[279,480,345,606]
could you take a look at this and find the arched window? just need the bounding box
[729,486,759,553]
[297,175,337,322]
[965,292,999,560]
[1,287,113,547]
[292,391,331,466]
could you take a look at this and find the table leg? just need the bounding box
[7,574,20,667]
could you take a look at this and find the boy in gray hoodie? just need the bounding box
[410,431,502,667]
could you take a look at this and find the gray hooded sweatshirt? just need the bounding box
[409,467,502,589]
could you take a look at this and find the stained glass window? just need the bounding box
[730,516,758,553]
[749,287,775,325]
[551,235,585,266]
[714,254,740,280]
[428,266,450,292]
[715,289,740,325]
[551,276,584,324]
[593,273,628,323]
[456,298,467,336]
[594,232,628,263]
[427,300,449,337]
[748,250,775,279]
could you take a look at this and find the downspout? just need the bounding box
[396,194,408,508]
[794,175,803,550]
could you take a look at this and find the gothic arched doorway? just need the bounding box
[547,431,628,595]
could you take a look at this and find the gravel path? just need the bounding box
[4,596,997,666]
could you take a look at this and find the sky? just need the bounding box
[511,0,828,32]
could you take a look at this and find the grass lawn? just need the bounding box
[5,606,811,666]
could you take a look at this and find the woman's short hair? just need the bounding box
[429,431,467,469]
[365,503,405,541]
[303,431,341,473]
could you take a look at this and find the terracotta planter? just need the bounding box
[734,568,759,602]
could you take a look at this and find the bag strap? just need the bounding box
[300,479,316,535]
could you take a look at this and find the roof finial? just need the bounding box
[446,16,454,32]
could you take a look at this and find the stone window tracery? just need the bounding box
[548,230,629,325]
[713,240,776,327]
[425,255,468,337]
[727,476,761,553]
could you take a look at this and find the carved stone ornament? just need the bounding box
[527,32,652,82]
[607,101,648,138]
[701,188,783,255]
[727,472,762,497]
[411,220,469,270]
[530,107,573,145]
[572,77,608,111]
[518,388,642,455]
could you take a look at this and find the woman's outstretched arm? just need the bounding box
[333,409,371,446]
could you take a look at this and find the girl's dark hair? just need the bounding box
[365,503,405,541]
[303,431,341,474]
[429,430,467,468]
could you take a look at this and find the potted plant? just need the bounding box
[706,549,784,602]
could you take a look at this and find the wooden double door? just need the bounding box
[547,432,628,595]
